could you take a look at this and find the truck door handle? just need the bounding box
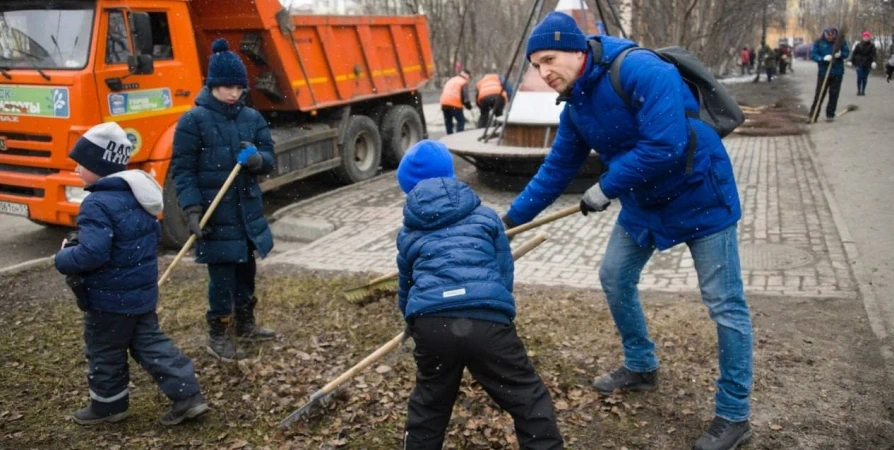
[175,89,191,97]
[105,77,139,92]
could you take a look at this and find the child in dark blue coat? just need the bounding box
[55,122,207,426]
[171,39,276,361]
[395,140,563,450]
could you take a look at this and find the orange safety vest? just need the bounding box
[440,76,468,108]
[476,74,507,103]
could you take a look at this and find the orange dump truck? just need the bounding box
[0,0,434,245]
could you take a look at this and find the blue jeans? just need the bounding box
[206,255,256,320]
[599,222,753,422]
[856,66,869,94]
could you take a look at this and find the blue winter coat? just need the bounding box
[397,178,515,324]
[811,37,850,77]
[171,88,275,264]
[55,175,161,315]
[506,36,741,251]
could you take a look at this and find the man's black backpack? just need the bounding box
[588,39,744,173]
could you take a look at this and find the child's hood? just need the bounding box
[104,170,164,215]
[403,178,481,231]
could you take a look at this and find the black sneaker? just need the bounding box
[160,392,209,426]
[72,404,128,425]
[591,366,658,396]
[693,416,753,450]
[207,317,246,361]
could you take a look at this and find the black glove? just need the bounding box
[500,215,515,230]
[65,275,89,312]
[184,205,205,239]
[62,230,79,249]
[464,102,472,110]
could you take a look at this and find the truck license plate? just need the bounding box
[0,201,28,217]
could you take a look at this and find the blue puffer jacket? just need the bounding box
[171,88,275,264]
[811,37,850,77]
[397,178,515,324]
[506,36,741,251]
[55,172,163,314]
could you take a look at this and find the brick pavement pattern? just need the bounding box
[265,134,856,299]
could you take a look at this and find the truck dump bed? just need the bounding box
[188,0,435,112]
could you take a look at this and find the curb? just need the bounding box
[0,256,54,278]
[802,133,894,376]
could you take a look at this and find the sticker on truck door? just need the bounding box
[0,86,70,118]
[108,88,173,116]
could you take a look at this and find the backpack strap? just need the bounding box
[604,43,700,175]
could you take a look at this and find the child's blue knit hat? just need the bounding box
[526,12,588,61]
[397,139,455,193]
[206,39,248,88]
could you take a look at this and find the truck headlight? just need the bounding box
[65,186,88,204]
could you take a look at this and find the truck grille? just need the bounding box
[0,164,59,175]
[0,184,43,198]
[1,148,52,158]
[1,133,52,142]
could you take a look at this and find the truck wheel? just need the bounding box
[332,115,382,184]
[160,171,190,249]
[381,105,423,168]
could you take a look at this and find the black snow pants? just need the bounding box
[403,316,564,450]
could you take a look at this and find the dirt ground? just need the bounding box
[1,261,892,450]
[2,73,892,450]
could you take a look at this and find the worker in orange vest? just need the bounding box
[439,69,472,134]
[475,73,513,128]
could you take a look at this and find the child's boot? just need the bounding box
[72,398,128,425]
[160,392,209,426]
[235,297,276,341]
[206,316,246,361]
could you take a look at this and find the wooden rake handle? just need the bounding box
[354,206,577,288]
[158,164,242,287]
[321,231,549,394]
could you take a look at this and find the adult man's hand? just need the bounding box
[184,205,205,239]
[823,54,833,62]
[846,61,853,67]
[580,183,610,216]
[871,62,877,70]
[501,215,515,230]
[833,51,841,58]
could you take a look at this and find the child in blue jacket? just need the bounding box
[55,122,207,426]
[395,140,563,450]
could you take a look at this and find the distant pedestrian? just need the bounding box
[778,45,791,74]
[740,47,751,75]
[475,73,513,128]
[848,31,877,96]
[758,43,777,82]
[748,47,756,71]
[809,26,850,122]
[886,44,894,83]
[440,69,472,134]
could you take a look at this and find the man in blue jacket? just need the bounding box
[396,140,563,450]
[172,39,276,361]
[809,26,850,121]
[55,123,207,426]
[501,12,753,450]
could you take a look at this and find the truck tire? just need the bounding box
[332,115,382,184]
[160,170,190,249]
[381,105,423,167]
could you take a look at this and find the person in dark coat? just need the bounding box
[810,26,850,121]
[502,12,753,450]
[396,140,564,450]
[848,31,878,96]
[55,122,207,426]
[171,38,276,361]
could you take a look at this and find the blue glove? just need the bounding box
[237,144,263,171]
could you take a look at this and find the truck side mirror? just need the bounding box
[127,12,154,75]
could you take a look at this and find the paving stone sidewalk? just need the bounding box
[265,134,856,299]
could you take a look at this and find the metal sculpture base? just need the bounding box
[440,129,603,193]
